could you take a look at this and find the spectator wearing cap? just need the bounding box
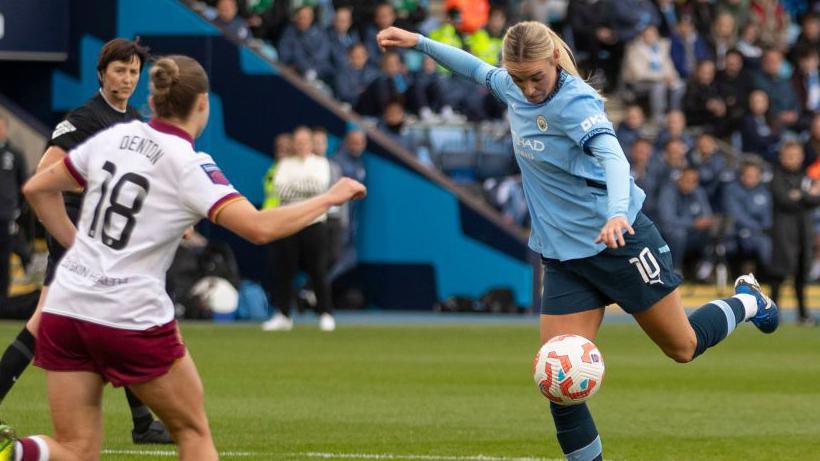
[213,0,250,40]
[335,43,379,107]
[752,48,800,130]
[622,25,685,125]
[683,60,727,129]
[327,7,361,71]
[278,6,334,82]
[741,90,782,163]
[670,15,712,81]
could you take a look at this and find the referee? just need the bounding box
[0,38,173,444]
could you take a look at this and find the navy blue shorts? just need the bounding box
[540,213,682,315]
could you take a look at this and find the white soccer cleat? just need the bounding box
[319,313,336,332]
[261,313,293,331]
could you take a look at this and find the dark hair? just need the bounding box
[97,37,150,83]
[150,55,209,120]
[312,126,327,135]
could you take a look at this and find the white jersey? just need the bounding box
[44,119,242,330]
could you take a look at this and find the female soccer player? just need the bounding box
[377,23,778,461]
[2,55,365,461]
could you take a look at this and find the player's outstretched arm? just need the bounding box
[36,146,68,173]
[377,27,496,87]
[22,160,80,248]
[215,178,366,245]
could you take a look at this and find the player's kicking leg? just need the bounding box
[0,287,173,445]
[634,273,779,364]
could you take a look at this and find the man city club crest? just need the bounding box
[536,115,548,132]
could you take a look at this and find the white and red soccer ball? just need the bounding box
[533,334,605,405]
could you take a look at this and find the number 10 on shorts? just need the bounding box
[629,248,663,285]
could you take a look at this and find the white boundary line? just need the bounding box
[101,449,565,460]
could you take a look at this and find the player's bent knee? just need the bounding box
[663,338,697,363]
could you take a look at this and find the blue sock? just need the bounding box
[688,297,746,358]
[550,402,602,461]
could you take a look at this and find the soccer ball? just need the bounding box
[533,334,605,405]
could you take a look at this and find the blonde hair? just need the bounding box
[501,21,580,77]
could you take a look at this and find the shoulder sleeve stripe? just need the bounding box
[63,156,86,188]
[208,192,245,222]
[579,128,617,156]
[485,68,504,102]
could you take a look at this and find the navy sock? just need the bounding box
[0,326,35,403]
[689,297,746,359]
[550,402,602,461]
[125,387,155,433]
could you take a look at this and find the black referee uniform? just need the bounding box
[0,140,27,299]
[44,91,141,285]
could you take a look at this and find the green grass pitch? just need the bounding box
[2,319,820,460]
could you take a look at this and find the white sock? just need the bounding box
[13,442,21,461]
[733,294,758,321]
[32,436,49,461]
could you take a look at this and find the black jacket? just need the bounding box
[0,141,27,221]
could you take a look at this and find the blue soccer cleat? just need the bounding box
[735,273,779,334]
[0,422,16,461]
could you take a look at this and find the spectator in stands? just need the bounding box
[735,21,764,70]
[684,60,727,129]
[655,110,694,151]
[717,0,750,34]
[521,0,569,29]
[567,0,618,89]
[770,141,820,326]
[355,51,409,116]
[410,56,453,120]
[753,49,800,130]
[263,126,336,332]
[466,7,507,66]
[805,114,820,170]
[213,0,250,40]
[670,15,712,81]
[329,129,368,282]
[628,138,656,218]
[607,0,660,44]
[622,25,685,125]
[0,115,27,301]
[684,0,716,38]
[716,49,751,135]
[430,7,467,52]
[793,12,819,55]
[335,43,379,107]
[616,104,646,153]
[741,90,782,163]
[379,100,418,155]
[646,138,690,217]
[445,0,490,35]
[749,0,791,51]
[708,12,737,71]
[658,166,716,274]
[364,3,398,59]
[690,132,730,210]
[655,0,679,37]
[312,126,329,157]
[277,6,333,82]
[250,0,292,45]
[327,7,361,71]
[791,45,820,129]
[723,158,772,278]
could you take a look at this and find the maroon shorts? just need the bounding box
[34,313,186,387]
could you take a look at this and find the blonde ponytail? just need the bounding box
[502,21,580,78]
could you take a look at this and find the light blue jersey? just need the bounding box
[415,36,646,261]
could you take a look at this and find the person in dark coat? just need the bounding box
[715,49,751,136]
[769,141,820,325]
[683,60,727,129]
[741,90,781,163]
[722,159,772,278]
